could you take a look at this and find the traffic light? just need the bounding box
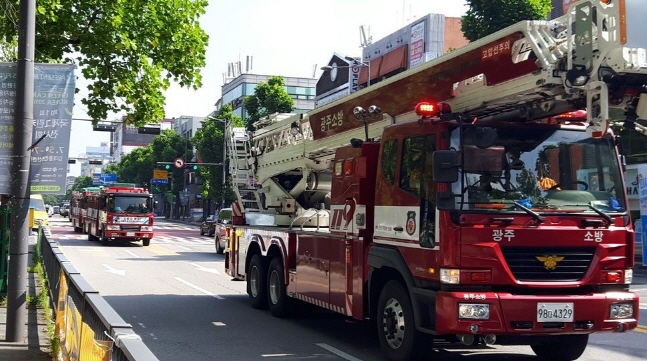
[164,164,171,170]
[185,164,198,170]
[88,160,103,165]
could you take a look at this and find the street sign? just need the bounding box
[92,173,117,186]
[174,158,185,169]
[153,169,168,180]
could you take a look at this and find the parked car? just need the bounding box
[214,208,232,254]
[200,214,218,236]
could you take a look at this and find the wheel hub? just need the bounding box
[250,266,259,297]
[269,270,279,304]
[381,298,405,349]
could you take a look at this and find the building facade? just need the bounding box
[220,74,317,120]
[316,13,468,106]
[110,118,175,163]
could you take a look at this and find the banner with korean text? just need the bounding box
[0,63,75,195]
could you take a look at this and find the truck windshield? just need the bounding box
[109,196,152,214]
[449,125,627,215]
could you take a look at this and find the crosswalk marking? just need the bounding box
[47,232,214,245]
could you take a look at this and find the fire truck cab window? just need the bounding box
[400,136,435,197]
[109,197,151,214]
[381,139,397,185]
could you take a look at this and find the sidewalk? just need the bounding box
[0,249,52,361]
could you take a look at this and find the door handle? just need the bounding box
[394,226,404,232]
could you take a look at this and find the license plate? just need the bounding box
[126,232,135,237]
[537,303,574,322]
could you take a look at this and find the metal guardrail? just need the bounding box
[38,225,159,361]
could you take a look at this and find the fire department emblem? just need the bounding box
[536,255,564,270]
[406,211,416,235]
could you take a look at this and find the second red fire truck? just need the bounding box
[82,183,155,246]
[222,1,642,360]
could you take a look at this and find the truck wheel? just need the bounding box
[247,254,268,309]
[142,239,151,246]
[200,228,205,236]
[100,231,109,246]
[377,280,429,361]
[530,334,588,360]
[267,257,292,318]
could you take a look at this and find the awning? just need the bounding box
[378,44,408,77]
[359,57,382,85]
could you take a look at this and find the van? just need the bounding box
[29,194,49,229]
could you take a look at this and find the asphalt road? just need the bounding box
[46,216,647,361]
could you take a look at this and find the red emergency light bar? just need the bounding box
[553,110,587,120]
[415,101,452,118]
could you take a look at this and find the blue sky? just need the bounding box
[68,0,469,176]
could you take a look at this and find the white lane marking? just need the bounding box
[640,302,647,309]
[174,245,191,251]
[189,262,221,275]
[174,277,224,299]
[316,343,363,361]
[123,250,140,258]
[631,288,647,292]
[212,322,226,326]
[102,264,126,276]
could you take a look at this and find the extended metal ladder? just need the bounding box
[226,127,263,212]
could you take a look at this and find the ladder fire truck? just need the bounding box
[83,183,155,246]
[224,1,642,360]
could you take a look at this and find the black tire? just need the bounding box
[100,231,109,246]
[200,228,205,236]
[377,280,429,361]
[247,254,268,309]
[267,257,292,318]
[215,237,224,254]
[530,335,589,361]
[142,238,151,247]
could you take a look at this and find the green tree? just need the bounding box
[243,76,294,130]
[193,104,242,208]
[66,176,94,198]
[149,129,194,194]
[461,0,552,42]
[0,0,209,126]
[114,146,154,187]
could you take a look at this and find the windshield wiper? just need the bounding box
[513,201,545,223]
[588,202,613,223]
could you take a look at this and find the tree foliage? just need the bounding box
[243,76,294,130]
[111,129,192,193]
[461,0,552,42]
[193,104,242,206]
[0,0,209,126]
[65,176,94,198]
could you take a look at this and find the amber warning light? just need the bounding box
[415,101,452,117]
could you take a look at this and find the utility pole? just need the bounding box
[7,0,35,342]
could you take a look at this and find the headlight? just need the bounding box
[609,303,634,319]
[106,225,120,231]
[141,226,153,231]
[458,303,490,320]
[440,268,460,284]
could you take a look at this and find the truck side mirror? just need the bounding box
[432,150,459,183]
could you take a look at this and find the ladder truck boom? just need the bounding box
[227,0,647,227]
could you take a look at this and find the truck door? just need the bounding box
[329,198,355,315]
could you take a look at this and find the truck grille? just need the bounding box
[501,247,595,281]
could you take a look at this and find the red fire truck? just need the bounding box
[83,183,155,246]
[224,1,641,360]
[70,187,101,233]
